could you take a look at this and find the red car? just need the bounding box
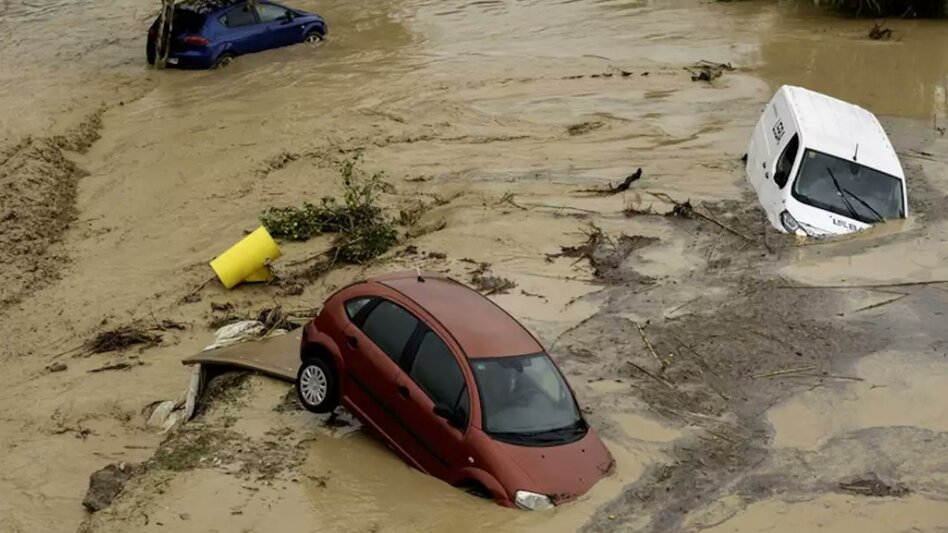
[295,272,614,509]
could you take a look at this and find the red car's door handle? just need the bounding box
[397,384,409,398]
[346,335,358,348]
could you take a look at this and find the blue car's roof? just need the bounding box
[178,0,254,14]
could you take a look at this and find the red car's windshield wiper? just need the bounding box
[491,420,587,442]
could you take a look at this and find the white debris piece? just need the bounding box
[203,320,266,351]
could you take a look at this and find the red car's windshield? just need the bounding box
[471,353,585,445]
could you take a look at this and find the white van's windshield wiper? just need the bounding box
[826,166,858,219]
[826,166,884,224]
[842,187,885,223]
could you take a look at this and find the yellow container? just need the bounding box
[210,226,282,289]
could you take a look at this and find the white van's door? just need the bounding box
[755,90,800,227]
[768,132,801,217]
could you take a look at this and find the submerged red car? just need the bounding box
[295,272,614,509]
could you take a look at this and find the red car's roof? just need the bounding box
[372,272,543,359]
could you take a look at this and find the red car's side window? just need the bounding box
[408,332,469,428]
[360,301,419,365]
[344,297,375,322]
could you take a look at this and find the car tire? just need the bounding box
[213,53,235,69]
[296,357,338,413]
[303,30,324,44]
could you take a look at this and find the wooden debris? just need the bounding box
[685,60,735,82]
[626,361,675,390]
[851,293,909,313]
[581,168,643,195]
[85,327,162,355]
[868,22,893,40]
[88,361,144,374]
[752,365,816,379]
[839,473,909,497]
[635,322,667,371]
[779,280,948,290]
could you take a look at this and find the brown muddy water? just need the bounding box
[2,1,948,532]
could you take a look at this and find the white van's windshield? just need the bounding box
[792,150,905,224]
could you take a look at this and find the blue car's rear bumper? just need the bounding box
[166,50,215,69]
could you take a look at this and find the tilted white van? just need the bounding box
[745,85,908,237]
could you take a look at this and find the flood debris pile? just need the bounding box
[839,473,910,497]
[207,304,312,334]
[261,153,398,275]
[685,60,735,83]
[550,225,656,282]
[567,121,605,136]
[84,326,163,354]
[868,21,893,39]
[469,262,518,295]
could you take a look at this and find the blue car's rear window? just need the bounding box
[173,9,207,33]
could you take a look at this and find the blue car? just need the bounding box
[147,0,327,69]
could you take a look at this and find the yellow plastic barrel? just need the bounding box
[210,226,282,289]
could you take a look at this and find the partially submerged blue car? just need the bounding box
[147,0,327,69]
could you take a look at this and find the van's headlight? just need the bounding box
[515,490,554,510]
[780,210,802,234]
[780,210,830,238]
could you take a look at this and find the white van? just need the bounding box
[745,85,908,237]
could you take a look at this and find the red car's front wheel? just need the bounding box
[296,357,338,413]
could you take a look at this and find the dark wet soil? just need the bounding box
[547,197,891,532]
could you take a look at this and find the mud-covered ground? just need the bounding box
[2,1,948,532]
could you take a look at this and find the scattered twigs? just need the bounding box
[579,168,642,195]
[281,246,334,268]
[664,297,701,319]
[85,326,162,355]
[752,365,816,379]
[741,326,793,349]
[851,293,909,313]
[626,361,675,389]
[635,322,667,371]
[497,192,528,210]
[88,361,143,373]
[693,208,755,243]
[179,275,215,304]
[787,373,865,382]
[519,203,600,215]
[672,335,718,377]
[779,280,948,290]
[649,192,756,244]
[653,405,728,424]
[671,336,730,401]
[51,344,84,360]
[707,430,738,444]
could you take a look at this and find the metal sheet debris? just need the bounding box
[183,328,303,382]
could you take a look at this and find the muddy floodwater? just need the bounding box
[2,1,948,532]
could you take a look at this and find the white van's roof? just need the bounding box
[780,85,904,180]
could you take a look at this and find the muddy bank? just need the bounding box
[0,111,103,310]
